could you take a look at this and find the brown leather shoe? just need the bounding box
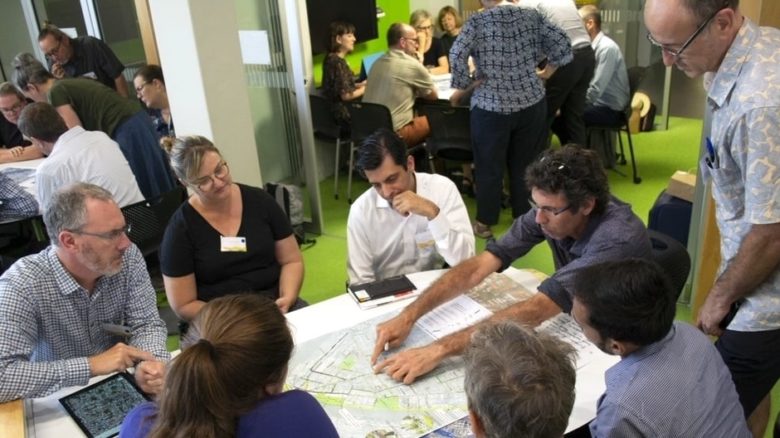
[472,221,493,239]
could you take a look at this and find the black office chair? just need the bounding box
[586,66,647,184]
[648,229,691,301]
[345,101,394,203]
[121,185,187,257]
[417,102,473,167]
[309,94,351,200]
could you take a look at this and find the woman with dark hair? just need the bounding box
[133,65,174,151]
[321,21,365,132]
[11,53,174,200]
[160,136,305,325]
[410,9,449,74]
[120,294,338,437]
[437,6,464,57]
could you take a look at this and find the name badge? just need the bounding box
[220,236,247,252]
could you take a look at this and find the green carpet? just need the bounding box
[301,116,705,303]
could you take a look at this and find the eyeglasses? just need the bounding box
[528,199,572,216]
[70,223,132,241]
[415,25,433,31]
[190,161,230,191]
[44,39,62,58]
[646,5,725,58]
[134,82,149,94]
[403,36,420,45]
[0,101,24,115]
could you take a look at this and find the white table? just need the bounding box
[23,268,617,437]
[0,158,44,198]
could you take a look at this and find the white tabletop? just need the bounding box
[0,158,44,198]
[25,268,617,436]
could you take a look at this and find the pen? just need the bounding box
[705,137,719,169]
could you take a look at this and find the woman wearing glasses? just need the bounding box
[133,65,175,152]
[11,53,175,200]
[160,136,305,326]
[410,9,449,74]
[120,294,338,438]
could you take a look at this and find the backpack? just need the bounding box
[264,182,306,245]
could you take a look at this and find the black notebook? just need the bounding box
[347,275,418,309]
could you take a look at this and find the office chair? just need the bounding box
[309,94,351,200]
[345,101,394,203]
[417,102,473,166]
[586,66,647,184]
[121,185,187,257]
[648,229,691,301]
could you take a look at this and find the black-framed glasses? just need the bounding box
[0,100,24,115]
[190,161,230,191]
[415,24,433,31]
[403,36,420,45]
[70,224,132,240]
[646,5,725,58]
[528,199,571,216]
[44,39,62,58]
[134,82,149,95]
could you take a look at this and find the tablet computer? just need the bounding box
[59,372,150,438]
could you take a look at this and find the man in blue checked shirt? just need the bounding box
[0,182,169,402]
[572,259,751,437]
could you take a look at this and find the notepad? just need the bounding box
[347,275,418,309]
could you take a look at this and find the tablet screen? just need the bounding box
[59,373,150,438]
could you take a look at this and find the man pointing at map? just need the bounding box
[371,145,651,383]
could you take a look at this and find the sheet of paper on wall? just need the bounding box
[238,30,271,65]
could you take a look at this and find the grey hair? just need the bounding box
[464,321,577,438]
[410,9,432,28]
[169,135,220,183]
[681,0,738,23]
[11,53,54,91]
[43,183,115,245]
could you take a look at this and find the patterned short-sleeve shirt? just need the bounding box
[706,19,780,331]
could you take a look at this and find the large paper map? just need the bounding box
[287,272,598,437]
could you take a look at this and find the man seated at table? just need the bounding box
[347,128,474,284]
[17,102,144,209]
[0,183,169,402]
[464,321,576,438]
[0,82,44,163]
[371,145,650,383]
[363,23,438,148]
[572,259,750,437]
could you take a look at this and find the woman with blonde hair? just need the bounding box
[160,136,305,327]
[120,294,338,437]
[410,9,449,74]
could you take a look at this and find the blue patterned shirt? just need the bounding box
[591,322,751,437]
[0,172,38,221]
[0,244,169,402]
[705,19,780,331]
[449,3,572,114]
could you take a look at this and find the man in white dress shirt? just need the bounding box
[347,128,475,285]
[17,102,144,210]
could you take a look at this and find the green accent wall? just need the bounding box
[312,0,410,87]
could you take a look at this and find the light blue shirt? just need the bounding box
[706,19,780,331]
[587,32,629,111]
[590,322,750,438]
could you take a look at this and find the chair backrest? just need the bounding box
[417,102,473,162]
[309,94,341,140]
[648,229,691,300]
[121,185,187,257]
[345,101,394,144]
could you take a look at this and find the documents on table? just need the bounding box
[417,295,493,339]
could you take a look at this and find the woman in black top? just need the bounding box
[159,136,305,322]
[437,6,464,59]
[321,21,365,133]
[410,9,449,74]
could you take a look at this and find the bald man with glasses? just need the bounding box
[0,183,169,402]
[645,1,780,435]
[371,145,650,384]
